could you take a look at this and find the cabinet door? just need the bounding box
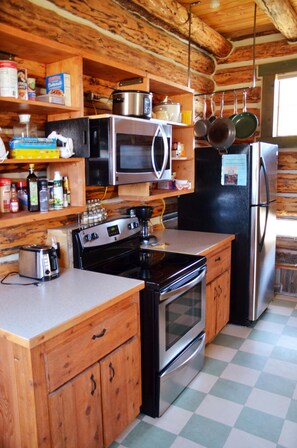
[48,363,103,448]
[205,281,217,343]
[215,270,230,334]
[100,337,141,447]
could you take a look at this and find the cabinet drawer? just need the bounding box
[206,245,231,284]
[45,299,139,392]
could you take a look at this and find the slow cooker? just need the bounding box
[112,90,152,118]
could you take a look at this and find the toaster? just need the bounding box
[19,245,60,281]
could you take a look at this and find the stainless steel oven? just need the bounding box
[72,217,206,418]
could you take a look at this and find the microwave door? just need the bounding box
[151,125,169,179]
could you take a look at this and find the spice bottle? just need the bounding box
[17,181,28,211]
[0,177,11,213]
[27,164,39,211]
[38,178,49,212]
[10,183,19,213]
[53,171,63,210]
[62,175,70,207]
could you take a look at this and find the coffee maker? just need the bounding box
[128,206,157,245]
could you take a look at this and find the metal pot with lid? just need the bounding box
[112,90,153,118]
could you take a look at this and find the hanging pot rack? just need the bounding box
[195,4,258,98]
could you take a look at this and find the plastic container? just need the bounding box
[0,60,18,98]
[53,171,63,210]
[0,177,11,213]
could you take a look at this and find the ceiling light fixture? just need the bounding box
[210,0,220,9]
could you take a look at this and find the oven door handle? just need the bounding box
[160,267,206,302]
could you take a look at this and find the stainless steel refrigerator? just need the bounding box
[178,142,278,325]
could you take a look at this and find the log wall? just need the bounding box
[1,0,297,274]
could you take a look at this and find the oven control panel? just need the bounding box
[76,216,140,248]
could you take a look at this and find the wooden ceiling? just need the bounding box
[179,0,297,40]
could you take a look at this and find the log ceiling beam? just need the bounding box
[254,0,297,42]
[115,0,233,58]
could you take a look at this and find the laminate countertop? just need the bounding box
[144,229,234,256]
[0,269,144,348]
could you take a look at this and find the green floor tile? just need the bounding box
[271,346,297,364]
[209,378,252,404]
[286,399,297,422]
[256,372,296,398]
[231,350,268,370]
[248,329,280,345]
[180,414,231,448]
[212,333,245,349]
[122,421,176,448]
[261,312,289,325]
[235,407,284,443]
[173,388,206,412]
[203,357,228,376]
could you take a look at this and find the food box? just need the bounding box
[9,137,57,149]
[17,68,28,100]
[9,149,60,159]
[36,94,65,105]
[46,73,71,106]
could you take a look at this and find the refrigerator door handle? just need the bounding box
[260,156,270,205]
[258,203,269,251]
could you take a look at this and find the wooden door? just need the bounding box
[48,363,103,448]
[215,270,230,334]
[100,337,141,447]
[205,281,217,343]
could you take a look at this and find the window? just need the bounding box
[259,59,297,147]
[273,73,297,137]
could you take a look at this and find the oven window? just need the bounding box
[165,283,202,350]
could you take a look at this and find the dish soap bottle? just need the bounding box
[27,164,39,211]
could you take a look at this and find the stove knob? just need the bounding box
[84,233,92,242]
[91,232,99,240]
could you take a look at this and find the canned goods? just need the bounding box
[0,60,18,98]
[0,177,11,213]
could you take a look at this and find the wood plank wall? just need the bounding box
[1,0,297,275]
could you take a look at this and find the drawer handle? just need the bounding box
[109,362,115,383]
[215,256,221,262]
[90,374,97,395]
[91,328,107,340]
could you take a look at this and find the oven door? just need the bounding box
[159,265,206,371]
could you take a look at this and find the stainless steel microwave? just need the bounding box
[45,114,172,186]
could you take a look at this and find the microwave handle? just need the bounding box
[151,125,169,179]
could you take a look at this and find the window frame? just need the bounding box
[259,59,297,147]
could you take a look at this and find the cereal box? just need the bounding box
[18,68,28,100]
[46,73,71,106]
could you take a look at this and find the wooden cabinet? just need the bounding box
[0,293,141,448]
[0,23,195,206]
[205,243,232,343]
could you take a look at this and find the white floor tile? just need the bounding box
[142,404,192,435]
[188,371,218,393]
[293,384,297,400]
[278,420,297,448]
[277,334,297,350]
[269,304,293,316]
[170,436,205,448]
[224,428,277,448]
[239,339,274,357]
[264,358,297,381]
[221,363,260,387]
[195,394,243,426]
[287,316,297,327]
[221,324,252,339]
[245,388,291,418]
[254,320,284,334]
[206,344,237,362]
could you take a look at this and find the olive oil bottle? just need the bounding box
[27,164,39,211]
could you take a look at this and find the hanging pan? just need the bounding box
[207,93,236,152]
[194,95,210,138]
[231,90,258,139]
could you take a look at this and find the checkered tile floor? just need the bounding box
[111,294,297,448]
